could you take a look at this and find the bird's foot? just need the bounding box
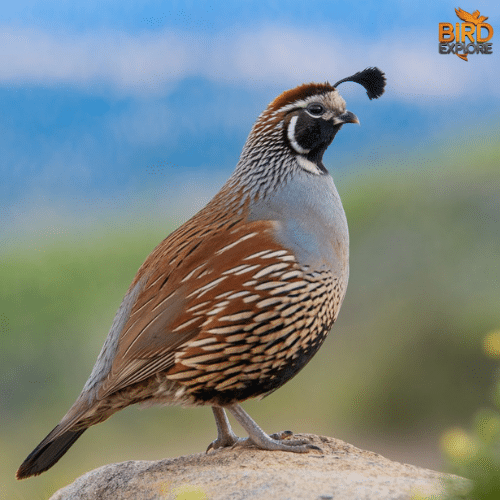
[270,429,314,446]
[226,405,321,453]
[206,426,319,454]
[207,406,244,452]
[215,430,291,450]
[270,430,319,448]
[209,405,321,454]
[269,430,293,440]
[233,430,321,453]
[206,430,241,452]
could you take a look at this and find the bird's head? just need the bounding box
[232,68,386,195]
[272,83,359,172]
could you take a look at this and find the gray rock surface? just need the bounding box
[49,434,468,500]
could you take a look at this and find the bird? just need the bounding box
[17,67,386,480]
[455,7,488,25]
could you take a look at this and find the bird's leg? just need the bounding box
[206,405,307,453]
[206,406,241,452]
[226,403,321,453]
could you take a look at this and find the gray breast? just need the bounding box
[248,169,349,281]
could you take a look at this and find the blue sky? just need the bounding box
[1,0,499,240]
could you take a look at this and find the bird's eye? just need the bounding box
[307,103,325,116]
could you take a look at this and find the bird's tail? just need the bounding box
[16,426,87,479]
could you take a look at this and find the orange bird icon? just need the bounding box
[454,8,489,61]
[455,8,488,25]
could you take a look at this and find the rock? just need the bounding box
[49,434,469,500]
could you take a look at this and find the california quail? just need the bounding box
[17,68,386,479]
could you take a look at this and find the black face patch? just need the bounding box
[287,111,336,154]
[294,112,322,151]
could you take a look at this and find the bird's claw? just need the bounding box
[269,430,293,440]
[206,434,241,453]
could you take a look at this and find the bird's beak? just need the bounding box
[333,111,360,125]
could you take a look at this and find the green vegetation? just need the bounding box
[2,132,499,499]
[438,330,500,500]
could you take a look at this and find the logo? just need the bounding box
[439,8,493,61]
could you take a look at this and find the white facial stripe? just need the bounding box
[287,115,310,154]
[280,99,310,113]
[296,155,321,175]
[278,91,345,114]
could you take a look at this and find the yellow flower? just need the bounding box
[483,330,500,358]
[440,427,478,462]
[172,484,207,500]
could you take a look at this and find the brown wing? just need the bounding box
[96,218,293,398]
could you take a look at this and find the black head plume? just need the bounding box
[333,67,386,100]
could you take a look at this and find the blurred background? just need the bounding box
[1,1,499,499]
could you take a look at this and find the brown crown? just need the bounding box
[267,82,336,112]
